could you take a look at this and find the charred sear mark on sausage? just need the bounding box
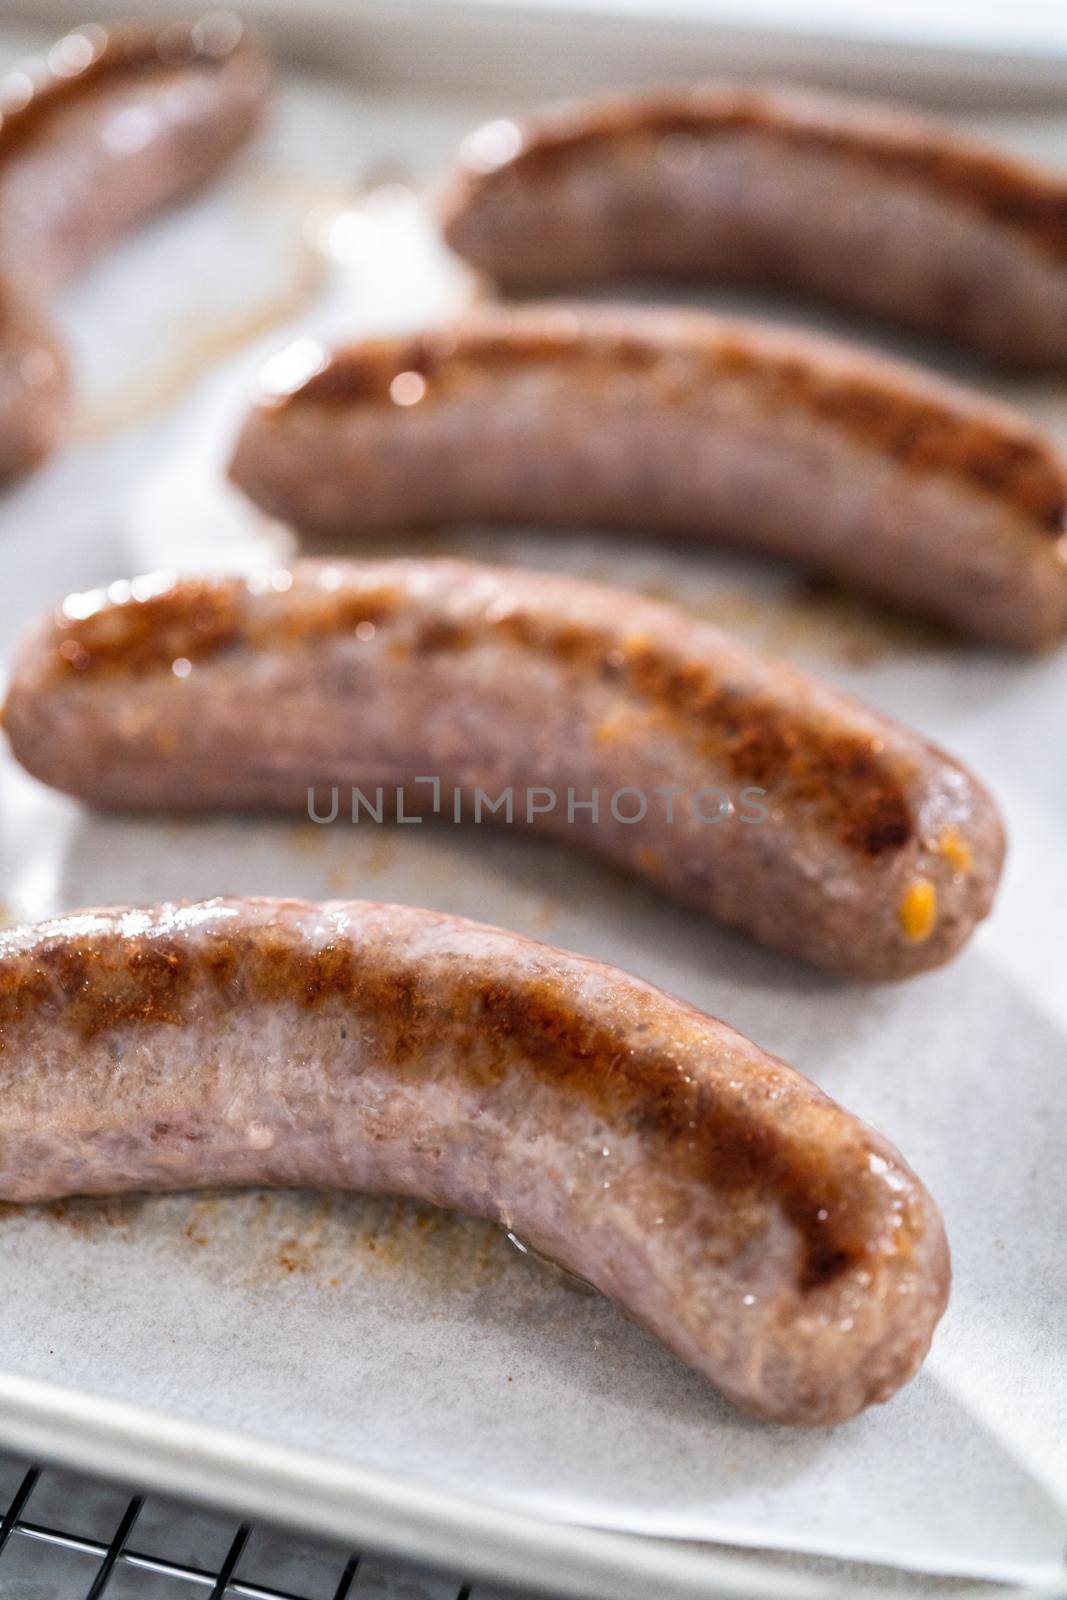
[52,580,400,675]
[284,328,1065,528]
[465,92,1067,266]
[611,639,913,855]
[0,18,253,164]
[0,934,194,1037]
[47,574,913,857]
[465,972,883,1290]
[55,582,242,674]
[0,919,891,1288]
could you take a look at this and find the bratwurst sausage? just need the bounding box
[3,559,1004,979]
[0,896,951,1424]
[229,305,1067,649]
[441,81,1067,365]
[0,13,270,478]
[0,281,66,480]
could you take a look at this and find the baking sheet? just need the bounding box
[0,42,1064,1588]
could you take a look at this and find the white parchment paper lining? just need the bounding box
[0,52,1063,1585]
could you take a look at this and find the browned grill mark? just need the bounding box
[52,579,399,675]
[0,933,194,1038]
[0,19,253,164]
[55,582,242,675]
[0,913,896,1287]
[612,637,912,854]
[462,969,884,1290]
[397,606,912,856]
[47,572,913,856]
[465,92,1067,266]
[286,327,1065,528]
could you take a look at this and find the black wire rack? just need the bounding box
[0,1455,479,1600]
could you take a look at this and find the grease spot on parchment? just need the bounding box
[72,229,325,442]
[0,1195,147,1230]
[0,1188,597,1316]
[327,839,399,892]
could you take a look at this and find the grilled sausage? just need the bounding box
[0,895,951,1424]
[440,82,1067,365]
[0,281,67,479]
[0,13,270,479]
[3,559,1005,979]
[228,305,1067,649]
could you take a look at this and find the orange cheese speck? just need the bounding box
[899,879,937,942]
[938,830,972,875]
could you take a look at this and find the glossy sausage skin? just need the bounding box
[0,896,951,1424]
[0,14,270,479]
[441,82,1067,365]
[3,559,1005,979]
[0,282,67,479]
[229,305,1067,649]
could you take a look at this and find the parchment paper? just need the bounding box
[0,46,1064,1585]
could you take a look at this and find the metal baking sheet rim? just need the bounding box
[8,0,1067,106]
[0,13,1062,1600]
[0,1371,1061,1600]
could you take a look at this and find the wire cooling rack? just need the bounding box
[0,1455,476,1600]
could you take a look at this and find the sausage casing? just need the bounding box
[229,305,1067,649]
[3,558,1005,979]
[0,896,951,1425]
[441,82,1067,365]
[0,15,270,478]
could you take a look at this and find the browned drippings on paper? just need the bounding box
[0,1188,564,1305]
[72,231,325,442]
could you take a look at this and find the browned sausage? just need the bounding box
[440,81,1067,365]
[0,14,270,479]
[0,280,67,479]
[0,896,951,1425]
[2,558,1005,979]
[229,304,1067,649]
